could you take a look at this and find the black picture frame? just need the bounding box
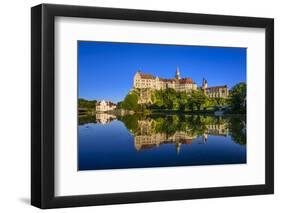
[31,3,274,209]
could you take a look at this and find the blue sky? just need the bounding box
[78,41,246,103]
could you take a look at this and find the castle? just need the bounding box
[134,67,197,92]
[133,68,228,104]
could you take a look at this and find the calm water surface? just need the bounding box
[78,114,246,170]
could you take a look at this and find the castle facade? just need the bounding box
[133,68,229,103]
[202,78,229,98]
[133,67,197,92]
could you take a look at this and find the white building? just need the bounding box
[96,100,116,112]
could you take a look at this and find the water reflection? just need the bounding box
[122,115,245,152]
[78,113,246,170]
[96,113,116,124]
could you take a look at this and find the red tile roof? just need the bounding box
[138,72,194,84]
[206,85,227,91]
[139,72,155,79]
[179,78,193,84]
[159,78,175,82]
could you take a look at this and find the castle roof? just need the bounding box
[138,72,155,79]
[137,71,194,84]
[159,78,174,82]
[179,78,193,84]
[206,85,227,91]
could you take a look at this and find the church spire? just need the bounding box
[175,66,181,80]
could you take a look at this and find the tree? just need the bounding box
[229,83,246,113]
[152,88,180,110]
[178,92,189,111]
[186,99,196,112]
[78,98,97,109]
[228,116,246,145]
[120,91,140,111]
[189,90,208,111]
[213,97,226,106]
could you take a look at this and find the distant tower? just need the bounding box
[175,66,181,80]
[202,78,208,94]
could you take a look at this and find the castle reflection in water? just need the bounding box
[92,113,243,154]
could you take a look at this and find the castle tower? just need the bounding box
[133,70,141,89]
[202,78,208,94]
[175,66,181,80]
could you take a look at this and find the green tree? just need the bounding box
[229,83,246,113]
[78,98,97,109]
[228,116,246,145]
[189,90,208,111]
[178,92,189,111]
[120,91,140,111]
[213,97,226,106]
[152,88,180,110]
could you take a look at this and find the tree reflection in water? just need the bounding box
[79,113,246,152]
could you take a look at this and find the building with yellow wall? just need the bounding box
[133,68,229,104]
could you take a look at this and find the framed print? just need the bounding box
[31,4,274,209]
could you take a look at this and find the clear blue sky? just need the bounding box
[78,41,246,103]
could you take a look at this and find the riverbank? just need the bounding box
[79,107,246,117]
[149,109,246,117]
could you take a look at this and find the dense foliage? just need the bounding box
[79,115,96,125]
[151,89,212,112]
[119,90,140,111]
[228,116,246,145]
[119,113,246,145]
[80,82,247,114]
[228,83,246,114]
[78,98,97,109]
[118,87,235,113]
